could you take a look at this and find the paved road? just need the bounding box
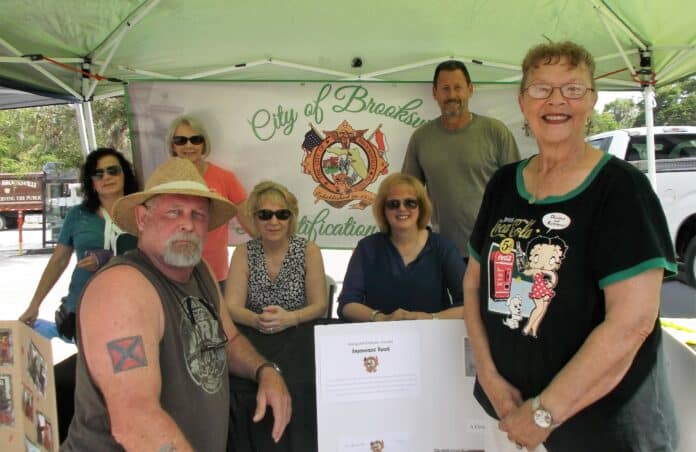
[1,226,694,363]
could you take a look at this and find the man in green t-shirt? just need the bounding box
[402,60,520,258]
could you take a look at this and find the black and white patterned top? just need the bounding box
[245,235,308,313]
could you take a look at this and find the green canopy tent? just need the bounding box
[1,0,695,179]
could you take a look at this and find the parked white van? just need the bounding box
[587,126,696,287]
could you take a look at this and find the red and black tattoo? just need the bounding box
[107,335,148,372]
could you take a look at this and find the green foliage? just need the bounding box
[590,77,696,134]
[602,98,639,128]
[0,97,131,172]
[632,77,696,127]
[589,111,618,135]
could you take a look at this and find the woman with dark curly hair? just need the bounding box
[18,147,139,443]
[19,147,139,341]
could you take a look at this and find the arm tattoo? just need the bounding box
[106,335,148,373]
[159,444,177,452]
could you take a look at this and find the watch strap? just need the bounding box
[255,361,282,382]
[532,395,558,428]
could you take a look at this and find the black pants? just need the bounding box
[55,353,77,444]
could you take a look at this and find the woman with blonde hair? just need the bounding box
[225,180,327,333]
[338,172,465,322]
[167,115,251,291]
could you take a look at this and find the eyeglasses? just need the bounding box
[172,135,205,146]
[91,165,122,180]
[385,198,419,210]
[254,209,292,221]
[523,83,595,100]
[178,295,229,355]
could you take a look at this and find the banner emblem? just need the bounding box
[301,120,388,209]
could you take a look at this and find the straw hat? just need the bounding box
[112,158,237,235]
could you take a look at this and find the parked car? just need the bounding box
[588,126,696,287]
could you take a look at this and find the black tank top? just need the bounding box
[63,249,229,451]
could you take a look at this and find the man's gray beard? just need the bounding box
[163,233,203,267]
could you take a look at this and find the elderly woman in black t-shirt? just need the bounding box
[463,41,678,451]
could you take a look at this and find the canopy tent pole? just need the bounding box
[639,50,658,189]
[83,101,97,152]
[80,60,96,151]
[591,0,658,190]
[74,103,90,157]
[643,85,657,188]
[0,36,81,99]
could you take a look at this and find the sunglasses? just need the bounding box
[254,209,292,221]
[172,135,205,146]
[385,198,419,210]
[91,165,122,180]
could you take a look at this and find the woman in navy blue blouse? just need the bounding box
[338,173,465,322]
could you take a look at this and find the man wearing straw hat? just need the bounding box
[63,158,291,452]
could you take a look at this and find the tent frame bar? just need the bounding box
[655,46,696,83]
[0,57,84,64]
[0,35,81,99]
[182,59,269,80]
[588,0,646,50]
[86,0,161,99]
[360,56,519,80]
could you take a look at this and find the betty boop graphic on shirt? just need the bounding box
[521,235,567,337]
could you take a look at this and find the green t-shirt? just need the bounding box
[402,113,520,256]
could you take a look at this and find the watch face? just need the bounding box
[534,409,552,428]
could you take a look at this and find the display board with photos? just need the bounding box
[0,321,58,452]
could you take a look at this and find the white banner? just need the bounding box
[127,81,534,248]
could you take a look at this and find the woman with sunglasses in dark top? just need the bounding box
[224,180,327,333]
[167,115,253,292]
[338,172,465,322]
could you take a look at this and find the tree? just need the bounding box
[0,97,131,172]
[589,111,618,135]
[589,77,696,134]
[92,97,132,160]
[632,76,696,127]
[603,98,640,128]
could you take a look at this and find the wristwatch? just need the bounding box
[255,361,282,382]
[532,396,555,429]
